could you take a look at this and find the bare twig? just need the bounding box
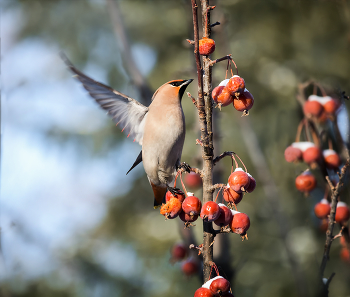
[319,159,350,286]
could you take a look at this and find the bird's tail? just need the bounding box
[150,182,167,208]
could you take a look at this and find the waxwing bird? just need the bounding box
[62,55,193,207]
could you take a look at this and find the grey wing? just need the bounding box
[62,54,148,145]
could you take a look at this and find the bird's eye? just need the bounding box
[170,81,183,87]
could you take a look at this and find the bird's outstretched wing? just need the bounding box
[62,54,148,145]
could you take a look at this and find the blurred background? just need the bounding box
[1,0,350,296]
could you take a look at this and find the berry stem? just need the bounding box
[295,119,305,142]
[179,172,188,197]
[233,152,248,173]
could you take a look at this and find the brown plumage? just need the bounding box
[62,55,192,207]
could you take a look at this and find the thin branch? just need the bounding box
[319,159,350,281]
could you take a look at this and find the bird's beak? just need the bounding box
[179,79,193,100]
[182,79,194,87]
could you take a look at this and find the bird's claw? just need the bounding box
[167,186,184,196]
[177,162,191,173]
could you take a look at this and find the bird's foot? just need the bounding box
[167,186,184,196]
[177,162,191,173]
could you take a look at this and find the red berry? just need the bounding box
[323,98,338,114]
[166,190,185,203]
[335,202,350,224]
[246,173,256,193]
[228,168,250,193]
[214,203,233,227]
[182,194,202,216]
[199,37,215,56]
[179,211,199,223]
[185,172,202,189]
[223,185,243,204]
[212,86,225,103]
[200,201,220,222]
[303,100,324,118]
[302,146,321,164]
[226,75,245,97]
[216,87,234,107]
[194,287,214,297]
[230,210,250,235]
[160,198,182,219]
[171,243,187,261]
[314,199,331,219]
[233,90,254,112]
[295,171,317,193]
[209,276,231,295]
[323,149,341,169]
[284,146,303,163]
[181,259,199,276]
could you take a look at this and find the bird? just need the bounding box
[62,54,193,207]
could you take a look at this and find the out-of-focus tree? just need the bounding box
[1,0,350,297]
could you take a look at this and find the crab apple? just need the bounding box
[199,37,215,56]
[223,185,243,204]
[284,146,303,163]
[303,100,324,118]
[335,202,350,224]
[226,75,245,97]
[216,87,234,107]
[295,171,317,193]
[194,287,214,297]
[233,89,254,112]
[228,168,250,193]
[302,146,321,164]
[212,86,225,103]
[160,198,182,219]
[214,203,233,227]
[200,201,220,222]
[179,211,199,223]
[166,190,185,203]
[314,199,331,219]
[246,173,256,193]
[324,98,339,114]
[181,259,199,276]
[323,149,341,169]
[209,276,231,295]
[185,172,202,189]
[182,193,202,216]
[171,243,187,261]
[230,210,250,235]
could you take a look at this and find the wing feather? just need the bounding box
[62,55,148,145]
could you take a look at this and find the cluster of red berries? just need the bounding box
[194,276,233,297]
[314,200,350,227]
[160,161,254,239]
[285,140,341,194]
[303,95,339,121]
[212,76,254,114]
[170,243,199,276]
[285,141,341,170]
